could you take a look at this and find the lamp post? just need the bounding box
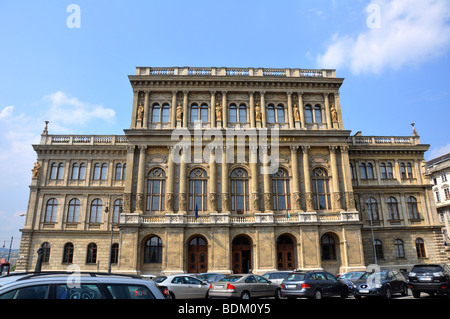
[105,201,122,274]
[363,200,378,265]
[2,237,13,263]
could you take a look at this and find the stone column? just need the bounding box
[340,146,356,211]
[302,146,314,211]
[250,145,260,212]
[171,91,177,128]
[136,145,147,214]
[209,146,218,212]
[329,146,343,211]
[249,91,255,128]
[262,146,272,212]
[183,91,189,128]
[142,90,150,129]
[221,146,230,212]
[260,91,267,128]
[166,146,175,213]
[210,91,216,128]
[287,92,294,129]
[123,145,135,213]
[324,93,332,129]
[290,145,302,211]
[298,92,305,129]
[178,146,189,213]
[222,91,227,128]
[130,90,139,129]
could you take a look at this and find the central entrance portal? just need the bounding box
[188,236,207,273]
[232,235,252,274]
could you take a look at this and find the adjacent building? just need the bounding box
[16,67,447,276]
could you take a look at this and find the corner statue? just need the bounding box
[32,161,41,178]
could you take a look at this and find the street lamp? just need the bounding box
[105,201,122,274]
[2,237,13,263]
[362,200,378,265]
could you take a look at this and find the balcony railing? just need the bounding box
[135,67,336,78]
[347,136,421,146]
[120,212,359,225]
[40,135,128,146]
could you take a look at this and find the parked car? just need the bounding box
[353,269,408,299]
[336,271,365,294]
[281,270,349,299]
[0,271,166,299]
[408,264,450,298]
[154,274,210,299]
[209,274,281,299]
[262,271,292,286]
[204,274,226,283]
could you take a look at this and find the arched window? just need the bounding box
[407,162,413,179]
[374,239,384,259]
[200,103,208,123]
[41,242,51,263]
[93,163,100,180]
[111,243,119,264]
[45,198,58,222]
[321,234,336,260]
[115,163,126,180]
[50,163,58,179]
[387,197,399,220]
[90,199,103,223]
[386,163,393,179]
[72,163,79,180]
[57,163,65,180]
[161,103,170,123]
[147,168,166,212]
[144,236,162,263]
[113,199,123,223]
[305,105,313,123]
[190,103,199,123]
[407,196,419,219]
[312,168,331,210]
[67,198,80,223]
[86,243,97,264]
[229,103,237,123]
[394,239,405,258]
[152,103,160,122]
[367,163,374,179]
[62,243,74,264]
[79,163,86,180]
[267,104,275,123]
[400,163,406,179]
[272,168,290,211]
[239,103,247,123]
[415,238,426,258]
[100,163,107,180]
[71,162,86,180]
[314,104,322,123]
[189,168,207,212]
[360,163,367,179]
[230,168,249,214]
[366,197,379,221]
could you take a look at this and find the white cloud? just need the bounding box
[427,143,450,160]
[0,105,14,119]
[317,0,450,75]
[43,91,116,127]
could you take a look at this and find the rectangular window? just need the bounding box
[56,284,105,299]
[106,284,156,299]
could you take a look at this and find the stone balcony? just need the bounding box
[119,211,360,226]
[135,66,336,78]
[40,134,128,145]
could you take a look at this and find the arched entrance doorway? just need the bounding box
[276,235,295,270]
[232,235,252,274]
[187,236,207,273]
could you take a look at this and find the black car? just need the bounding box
[353,269,408,299]
[408,264,450,298]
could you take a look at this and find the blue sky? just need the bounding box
[0,0,449,248]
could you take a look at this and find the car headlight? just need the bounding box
[433,272,444,277]
[409,272,416,277]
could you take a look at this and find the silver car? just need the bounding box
[154,274,210,299]
[209,274,281,299]
[262,271,292,286]
[0,272,165,299]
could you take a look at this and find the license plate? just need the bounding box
[359,289,370,294]
[419,277,431,281]
[286,285,297,289]
[215,285,224,289]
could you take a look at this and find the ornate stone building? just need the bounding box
[17,67,447,276]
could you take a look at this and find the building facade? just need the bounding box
[425,152,450,259]
[17,67,447,276]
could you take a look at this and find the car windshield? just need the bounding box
[340,272,364,279]
[221,275,242,282]
[412,265,442,272]
[360,271,388,280]
[284,273,306,281]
